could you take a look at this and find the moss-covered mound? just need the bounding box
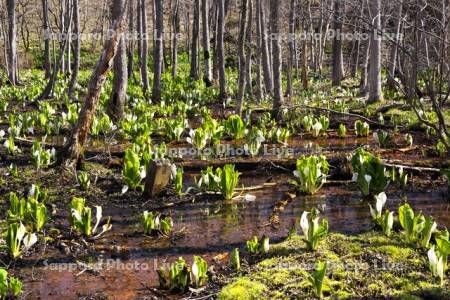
[219,232,450,299]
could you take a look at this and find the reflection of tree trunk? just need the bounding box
[190,0,200,80]
[6,0,18,85]
[42,0,51,79]
[270,0,282,119]
[368,0,383,103]
[60,0,128,167]
[217,0,227,100]
[109,0,128,121]
[201,0,212,86]
[152,0,164,102]
[68,0,80,98]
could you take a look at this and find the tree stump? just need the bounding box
[144,159,172,198]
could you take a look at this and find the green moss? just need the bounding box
[219,232,450,298]
[218,277,268,300]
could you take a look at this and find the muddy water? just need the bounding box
[18,169,449,299]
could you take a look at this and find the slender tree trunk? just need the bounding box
[109,0,128,121]
[201,0,212,86]
[286,0,296,100]
[331,0,343,86]
[68,0,80,98]
[244,0,253,97]
[136,0,143,85]
[152,0,164,102]
[359,38,370,96]
[190,0,200,80]
[6,0,17,85]
[60,0,66,74]
[61,0,128,166]
[42,0,51,79]
[368,0,383,103]
[140,0,150,96]
[386,1,403,90]
[254,0,263,101]
[260,0,272,94]
[127,0,135,78]
[270,0,282,118]
[217,0,227,100]
[236,0,249,116]
[171,0,179,78]
[65,0,72,76]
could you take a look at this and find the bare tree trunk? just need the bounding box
[68,0,80,98]
[127,0,135,78]
[217,0,227,100]
[190,0,200,80]
[236,0,249,116]
[386,1,403,90]
[152,0,164,102]
[42,0,51,79]
[201,0,212,86]
[136,0,142,83]
[359,38,370,96]
[331,0,343,86]
[61,0,128,166]
[270,0,282,118]
[368,0,383,103]
[171,0,179,78]
[65,0,72,76]
[260,0,272,94]
[60,0,66,74]
[6,0,17,85]
[286,0,296,100]
[254,0,263,101]
[244,0,253,97]
[140,0,150,96]
[109,0,128,121]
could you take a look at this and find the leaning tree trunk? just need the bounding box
[108,0,128,121]
[217,0,227,100]
[152,0,164,102]
[42,0,51,79]
[68,0,80,98]
[270,0,282,119]
[368,0,383,103]
[331,0,343,86]
[236,0,249,116]
[201,0,212,86]
[140,0,150,96]
[60,0,128,166]
[6,0,17,85]
[190,0,200,80]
